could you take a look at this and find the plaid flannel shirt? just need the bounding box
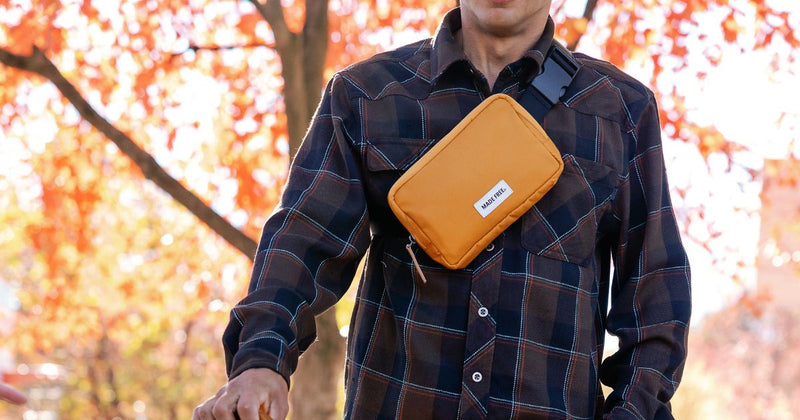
[223,8,691,420]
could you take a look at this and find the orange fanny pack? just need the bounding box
[387,93,563,271]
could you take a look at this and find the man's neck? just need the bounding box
[459,21,546,89]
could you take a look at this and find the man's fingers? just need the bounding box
[236,388,287,420]
[235,391,265,420]
[268,394,289,420]
[193,403,210,420]
[210,390,239,420]
[193,385,228,420]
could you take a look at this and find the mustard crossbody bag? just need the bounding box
[386,42,579,274]
[387,94,563,270]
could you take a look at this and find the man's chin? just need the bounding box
[479,20,525,38]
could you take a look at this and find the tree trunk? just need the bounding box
[290,310,346,420]
[250,1,343,418]
[268,1,345,417]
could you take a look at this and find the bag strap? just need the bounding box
[518,40,580,123]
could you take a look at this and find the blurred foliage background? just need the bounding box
[0,0,798,418]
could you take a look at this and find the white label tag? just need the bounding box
[474,180,514,218]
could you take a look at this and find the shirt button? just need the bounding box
[485,243,495,252]
[478,307,489,317]
[472,372,483,383]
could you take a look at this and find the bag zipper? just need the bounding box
[405,235,428,284]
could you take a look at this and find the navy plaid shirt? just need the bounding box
[224,9,691,419]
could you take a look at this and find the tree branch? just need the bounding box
[567,0,600,51]
[247,0,309,155]
[302,0,329,119]
[85,349,105,415]
[169,42,275,59]
[168,319,196,418]
[551,0,567,17]
[98,322,123,417]
[582,0,599,21]
[249,0,295,52]
[0,46,258,259]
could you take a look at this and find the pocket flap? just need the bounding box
[365,137,434,172]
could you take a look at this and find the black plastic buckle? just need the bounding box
[530,42,579,105]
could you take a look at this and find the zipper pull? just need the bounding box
[405,236,428,284]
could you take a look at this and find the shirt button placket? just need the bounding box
[458,254,501,419]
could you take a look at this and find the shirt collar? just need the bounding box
[429,8,556,86]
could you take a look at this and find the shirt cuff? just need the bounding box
[228,347,293,389]
[604,403,645,420]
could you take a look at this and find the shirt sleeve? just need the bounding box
[222,74,371,385]
[601,93,692,419]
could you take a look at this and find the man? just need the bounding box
[194,0,691,418]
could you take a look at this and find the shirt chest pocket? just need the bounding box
[363,137,436,204]
[521,154,618,266]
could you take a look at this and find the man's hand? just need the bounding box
[193,368,289,420]
[0,382,27,405]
